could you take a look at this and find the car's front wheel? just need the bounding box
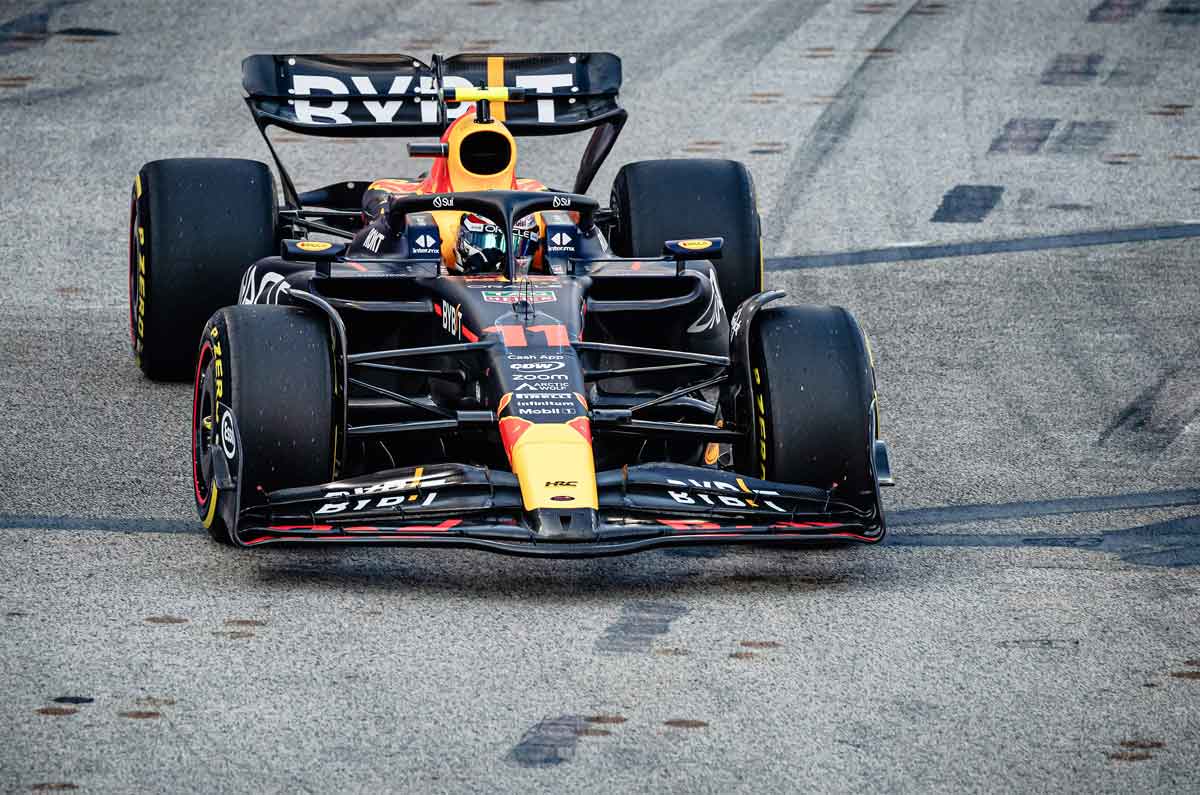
[193,305,335,544]
[737,304,881,519]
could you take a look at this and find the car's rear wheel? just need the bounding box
[130,158,277,381]
[738,304,879,513]
[193,305,335,544]
[610,158,762,319]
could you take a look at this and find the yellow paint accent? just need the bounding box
[202,486,219,529]
[509,424,597,510]
[703,443,720,465]
[753,367,760,386]
[138,226,144,246]
[412,466,424,489]
[736,477,751,493]
[135,174,142,198]
[487,57,507,122]
[452,86,511,103]
[432,210,467,265]
[446,114,518,190]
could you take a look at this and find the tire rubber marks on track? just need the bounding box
[1088,0,1198,24]
[505,714,629,767]
[1105,58,1159,87]
[1087,0,1149,23]
[892,514,1200,567]
[930,185,1004,224]
[594,601,688,654]
[988,118,1058,155]
[1099,365,1200,452]
[1049,121,1115,154]
[1160,0,1200,24]
[1040,54,1104,86]
[0,2,118,57]
[988,118,1114,156]
[505,715,586,767]
[1040,53,1162,91]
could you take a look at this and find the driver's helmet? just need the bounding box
[453,213,542,274]
[454,213,505,274]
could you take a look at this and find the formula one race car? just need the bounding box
[128,52,893,556]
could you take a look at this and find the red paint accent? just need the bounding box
[498,416,533,458]
[343,261,368,272]
[658,519,721,531]
[527,324,570,347]
[567,416,592,444]
[267,525,334,532]
[433,302,443,317]
[462,325,479,342]
[192,341,212,507]
[486,325,528,347]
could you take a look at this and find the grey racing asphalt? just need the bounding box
[1,1,1199,792]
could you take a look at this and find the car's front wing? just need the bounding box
[234,463,884,557]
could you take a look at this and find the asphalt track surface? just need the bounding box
[2,0,1199,792]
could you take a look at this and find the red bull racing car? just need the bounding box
[128,52,894,556]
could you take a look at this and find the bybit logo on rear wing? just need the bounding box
[291,72,575,126]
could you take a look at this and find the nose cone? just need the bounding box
[499,417,599,511]
[528,508,598,542]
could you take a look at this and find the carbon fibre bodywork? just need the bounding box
[179,52,889,556]
[205,190,886,555]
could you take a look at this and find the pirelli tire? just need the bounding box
[610,158,762,320]
[740,304,881,517]
[192,305,335,544]
[129,158,277,381]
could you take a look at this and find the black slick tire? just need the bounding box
[741,304,878,509]
[610,158,762,318]
[192,305,334,544]
[129,158,277,381]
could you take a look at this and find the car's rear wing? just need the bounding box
[242,52,626,203]
[242,52,622,137]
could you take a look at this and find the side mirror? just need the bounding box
[282,239,348,276]
[282,239,347,261]
[662,237,724,261]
